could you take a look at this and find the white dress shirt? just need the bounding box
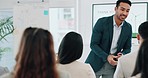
[110,17,123,54]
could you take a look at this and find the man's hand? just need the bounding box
[116,52,123,60]
[107,55,118,66]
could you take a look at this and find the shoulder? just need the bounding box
[120,53,130,58]
[73,61,92,68]
[94,15,113,29]
[124,21,132,27]
[57,61,96,78]
[118,53,132,63]
[119,52,137,61]
[58,69,71,78]
[97,15,112,22]
[75,62,95,74]
[118,52,138,67]
[57,61,93,71]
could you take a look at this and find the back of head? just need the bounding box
[132,39,148,78]
[116,0,132,7]
[58,32,83,64]
[14,27,58,78]
[138,21,148,39]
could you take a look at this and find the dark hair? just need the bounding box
[116,0,132,7]
[14,27,58,78]
[58,32,83,64]
[132,39,148,78]
[138,21,148,39]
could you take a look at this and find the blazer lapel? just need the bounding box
[108,16,114,44]
[117,24,126,49]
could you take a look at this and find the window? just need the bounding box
[49,0,78,53]
[0,10,15,71]
[49,8,77,53]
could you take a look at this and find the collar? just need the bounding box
[113,16,124,27]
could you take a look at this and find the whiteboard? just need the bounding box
[13,3,49,56]
[92,2,148,37]
[13,3,49,29]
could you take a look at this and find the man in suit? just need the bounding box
[85,0,132,78]
[0,66,9,76]
[114,21,148,78]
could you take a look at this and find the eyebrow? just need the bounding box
[120,6,130,10]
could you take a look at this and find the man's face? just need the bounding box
[115,2,131,21]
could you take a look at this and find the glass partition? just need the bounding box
[49,8,77,53]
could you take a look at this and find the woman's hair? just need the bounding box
[14,27,58,78]
[138,21,148,39]
[132,39,148,78]
[58,32,83,64]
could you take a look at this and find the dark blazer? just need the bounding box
[85,15,132,72]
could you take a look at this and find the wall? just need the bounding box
[0,0,16,9]
[0,0,49,9]
[13,3,49,56]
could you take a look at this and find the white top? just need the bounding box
[114,51,138,78]
[110,16,123,54]
[57,61,96,78]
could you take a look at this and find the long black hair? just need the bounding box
[132,39,148,78]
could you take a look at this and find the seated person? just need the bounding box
[1,27,70,78]
[130,39,148,78]
[57,31,96,78]
[114,21,148,78]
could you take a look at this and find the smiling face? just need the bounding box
[115,2,131,22]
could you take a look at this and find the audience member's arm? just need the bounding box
[113,59,124,78]
[87,64,96,78]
